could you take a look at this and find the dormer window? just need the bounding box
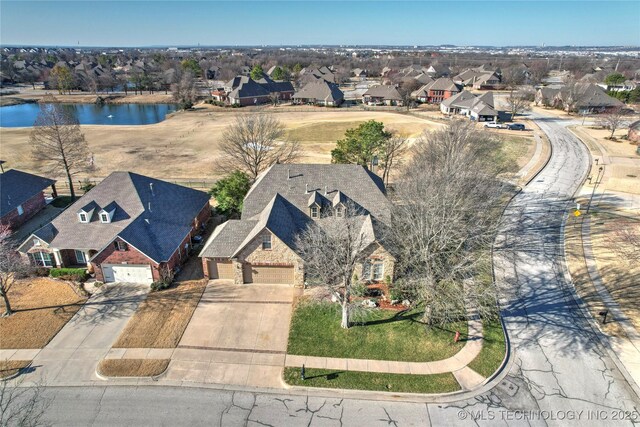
[78,212,89,223]
[310,205,319,218]
[100,213,110,223]
[335,204,344,218]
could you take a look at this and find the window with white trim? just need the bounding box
[310,205,319,219]
[75,250,87,264]
[373,263,384,281]
[262,234,272,250]
[78,212,88,223]
[100,213,110,223]
[335,204,344,218]
[17,205,24,216]
[30,252,53,267]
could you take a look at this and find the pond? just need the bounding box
[0,103,177,127]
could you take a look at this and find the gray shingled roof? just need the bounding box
[28,172,209,262]
[0,170,55,219]
[363,85,402,100]
[293,80,344,103]
[228,78,271,99]
[201,164,390,260]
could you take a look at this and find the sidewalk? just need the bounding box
[581,216,640,388]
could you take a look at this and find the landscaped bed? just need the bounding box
[287,302,467,362]
[283,367,461,394]
[112,279,207,348]
[0,278,86,349]
[0,360,31,379]
[467,321,506,378]
[97,359,169,378]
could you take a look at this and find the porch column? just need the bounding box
[53,250,62,268]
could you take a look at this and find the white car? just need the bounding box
[484,121,507,129]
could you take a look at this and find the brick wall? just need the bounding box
[91,237,160,282]
[0,192,46,230]
[353,243,395,284]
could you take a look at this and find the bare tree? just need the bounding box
[506,88,532,120]
[171,71,198,109]
[605,222,640,264]
[29,96,93,201]
[597,107,628,139]
[388,121,508,325]
[0,225,32,316]
[295,202,373,329]
[216,114,300,180]
[560,78,585,114]
[380,133,408,186]
[0,376,50,426]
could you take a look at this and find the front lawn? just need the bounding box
[287,302,467,362]
[283,367,460,394]
[467,321,506,378]
[0,278,86,349]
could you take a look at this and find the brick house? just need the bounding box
[292,80,344,106]
[411,78,462,104]
[224,74,295,106]
[200,164,394,286]
[0,169,56,232]
[362,85,403,106]
[18,172,210,284]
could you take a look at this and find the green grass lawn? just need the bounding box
[283,367,460,394]
[287,302,467,362]
[467,321,506,378]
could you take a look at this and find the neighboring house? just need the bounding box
[440,91,498,122]
[299,66,336,83]
[0,169,57,232]
[411,78,462,103]
[598,80,637,92]
[200,164,394,287]
[556,83,626,113]
[223,74,294,106]
[453,65,502,89]
[293,80,344,106]
[18,172,211,284]
[535,87,561,107]
[628,120,640,143]
[425,63,451,78]
[362,85,403,106]
[352,68,368,79]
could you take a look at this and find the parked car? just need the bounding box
[508,123,526,131]
[484,121,507,129]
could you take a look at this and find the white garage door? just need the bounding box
[102,264,153,284]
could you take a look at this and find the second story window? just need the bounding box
[310,205,319,218]
[100,213,110,223]
[262,234,272,250]
[335,205,344,218]
[78,213,88,223]
[115,241,127,251]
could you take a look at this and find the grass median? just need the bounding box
[284,367,460,394]
[97,359,169,378]
[467,321,506,378]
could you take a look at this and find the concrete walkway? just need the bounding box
[581,215,640,388]
[285,318,485,390]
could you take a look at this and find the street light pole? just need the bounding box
[586,166,604,214]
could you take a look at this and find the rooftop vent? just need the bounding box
[149,182,154,195]
[305,183,309,194]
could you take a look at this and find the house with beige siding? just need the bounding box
[200,164,394,286]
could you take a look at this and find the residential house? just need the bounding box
[535,87,561,107]
[352,68,368,80]
[362,85,403,106]
[628,120,640,143]
[299,66,336,83]
[556,83,625,113]
[223,74,294,106]
[425,63,451,78]
[293,80,344,106]
[440,91,498,122]
[200,164,394,286]
[411,78,462,103]
[453,65,501,89]
[0,169,56,232]
[18,172,211,284]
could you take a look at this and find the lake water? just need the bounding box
[0,103,177,127]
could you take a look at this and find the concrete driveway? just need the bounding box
[26,283,149,385]
[166,280,295,388]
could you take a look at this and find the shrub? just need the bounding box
[150,281,171,291]
[50,268,89,282]
[33,267,50,277]
[351,281,367,297]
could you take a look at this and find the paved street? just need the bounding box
[14,114,640,426]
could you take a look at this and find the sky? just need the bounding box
[1,1,639,47]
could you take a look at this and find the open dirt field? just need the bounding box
[1,108,444,181]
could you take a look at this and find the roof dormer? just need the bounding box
[77,201,98,223]
[308,190,324,219]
